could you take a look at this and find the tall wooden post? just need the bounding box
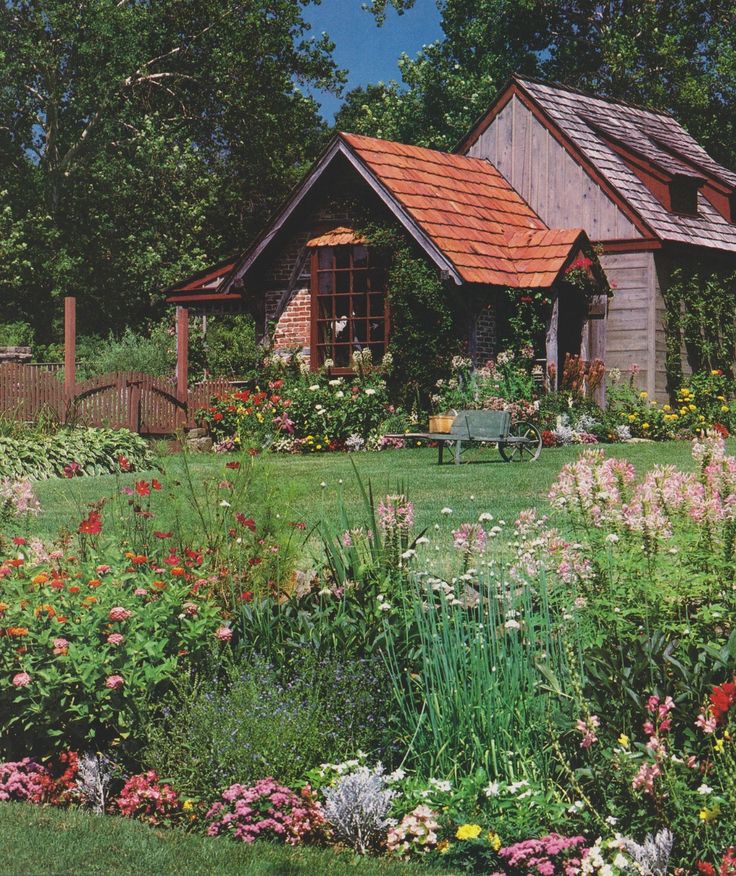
[176,306,189,426]
[64,297,76,401]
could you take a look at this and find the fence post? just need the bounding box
[176,306,189,427]
[64,297,76,407]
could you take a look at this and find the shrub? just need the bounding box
[0,758,46,802]
[205,778,324,845]
[141,654,389,799]
[323,765,395,854]
[0,545,223,757]
[115,770,181,825]
[0,427,153,481]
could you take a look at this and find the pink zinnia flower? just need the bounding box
[12,672,31,687]
[107,633,124,646]
[52,637,69,655]
[105,674,125,690]
[108,606,132,621]
[215,626,233,642]
[134,587,147,596]
[181,602,198,617]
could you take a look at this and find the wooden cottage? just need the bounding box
[167,78,736,397]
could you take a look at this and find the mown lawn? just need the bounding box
[22,440,707,544]
[0,803,442,876]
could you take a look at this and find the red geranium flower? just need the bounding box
[710,677,736,723]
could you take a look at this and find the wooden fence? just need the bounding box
[0,364,230,435]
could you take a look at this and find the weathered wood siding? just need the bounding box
[466,96,640,241]
[599,251,664,399]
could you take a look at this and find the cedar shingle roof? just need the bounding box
[515,76,736,252]
[342,132,586,286]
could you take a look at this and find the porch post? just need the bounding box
[546,295,559,391]
[64,296,76,402]
[176,306,189,416]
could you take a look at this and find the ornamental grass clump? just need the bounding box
[205,778,323,845]
[323,765,396,854]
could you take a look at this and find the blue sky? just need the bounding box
[303,0,443,121]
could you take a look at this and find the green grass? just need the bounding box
[0,803,440,876]
[20,440,707,545]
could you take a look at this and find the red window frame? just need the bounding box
[310,244,388,372]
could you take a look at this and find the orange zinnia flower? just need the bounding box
[7,627,29,637]
[34,604,56,618]
[32,573,49,585]
[82,596,98,606]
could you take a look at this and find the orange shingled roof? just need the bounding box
[341,132,585,287]
[306,227,367,247]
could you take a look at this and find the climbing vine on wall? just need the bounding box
[663,265,736,389]
[363,225,460,406]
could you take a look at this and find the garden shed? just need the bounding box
[167,78,736,398]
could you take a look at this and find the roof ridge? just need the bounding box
[512,73,675,119]
[338,130,499,170]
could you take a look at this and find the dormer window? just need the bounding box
[669,177,699,216]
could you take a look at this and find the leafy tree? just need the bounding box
[339,0,736,167]
[0,0,343,339]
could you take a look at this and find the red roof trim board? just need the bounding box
[166,291,243,305]
[164,258,238,299]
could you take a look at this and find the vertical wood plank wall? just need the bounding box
[465,96,641,241]
[599,252,659,398]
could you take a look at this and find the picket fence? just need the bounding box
[0,365,230,435]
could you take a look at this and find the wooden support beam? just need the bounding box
[176,306,189,425]
[64,297,76,401]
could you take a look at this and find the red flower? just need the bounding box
[225,462,241,470]
[151,479,162,491]
[118,455,131,472]
[213,412,224,421]
[63,461,82,478]
[247,448,259,457]
[240,591,254,602]
[153,531,173,539]
[710,678,736,723]
[236,514,256,531]
[289,521,306,530]
[12,537,26,545]
[78,511,102,535]
[135,480,150,497]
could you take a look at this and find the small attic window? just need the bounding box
[669,177,699,216]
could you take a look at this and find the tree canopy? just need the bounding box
[0,0,342,338]
[338,0,736,167]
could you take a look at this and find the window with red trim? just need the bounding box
[311,245,387,370]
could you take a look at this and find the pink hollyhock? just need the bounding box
[105,675,125,690]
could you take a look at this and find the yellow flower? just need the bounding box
[689,404,697,412]
[640,391,648,398]
[663,404,671,411]
[182,800,194,812]
[699,804,721,822]
[618,733,630,748]
[628,414,637,422]
[722,406,730,413]
[642,423,650,430]
[714,736,725,753]
[680,407,689,415]
[718,395,726,402]
[437,840,452,854]
[487,831,502,851]
[316,444,322,450]
[455,824,482,841]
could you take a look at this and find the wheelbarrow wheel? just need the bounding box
[498,421,542,462]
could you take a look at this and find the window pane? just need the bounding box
[353,245,368,268]
[318,299,332,320]
[318,248,333,270]
[318,321,333,344]
[369,342,385,359]
[318,272,332,294]
[352,320,367,344]
[334,345,350,367]
[353,271,368,294]
[370,320,385,342]
[369,294,384,316]
[352,294,367,318]
[336,271,349,293]
[335,247,350,269]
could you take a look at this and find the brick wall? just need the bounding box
[474,302,497,364]
[267,287,311,356]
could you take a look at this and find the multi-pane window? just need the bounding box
[311,245,387,370]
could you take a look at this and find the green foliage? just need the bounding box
[431,352,537,413]
[664,265,736,385]
[203,315,262,382]
[363,227,459,407]
[0,428,152,481]
[0,321,34,346]
[75,327,175,381]
[0,549,223,759]
[142,654,389,798]
[0,0,342,339]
